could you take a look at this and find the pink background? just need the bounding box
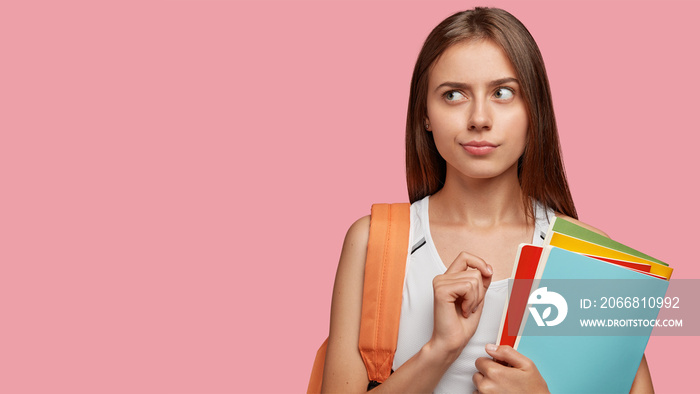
[2,0,699,392]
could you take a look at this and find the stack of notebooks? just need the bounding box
[496,217,672,393]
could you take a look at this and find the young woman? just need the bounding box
[321,8,653,393]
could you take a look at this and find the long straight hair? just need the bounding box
[405,7,578,220]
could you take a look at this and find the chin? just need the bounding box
[469,172,508,180]
[454,164,519,181]
[444,156,520,181]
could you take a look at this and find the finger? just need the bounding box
[440,272,486,299]
[472,371,484,388]
[474,356,501,375]
[461,296,481,318]
[434,275,483,316]
[434,278,482,313]
[459,278,484,316]
[444,251,491,275]
[474,358,504,392]
[438,273,485,315]
[442,261,492,298]
[445,251,493,279]
[484,344,532,370]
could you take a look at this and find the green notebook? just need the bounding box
[544,217,667,266]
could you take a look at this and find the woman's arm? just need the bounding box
[321,215,453,393]
[630,353,654,393]
[321,216,493,393]
[320,216,371,392]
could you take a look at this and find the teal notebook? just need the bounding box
[515,246,669,393]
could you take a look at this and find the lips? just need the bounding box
[461,141,498,155]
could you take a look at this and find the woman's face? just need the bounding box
[426,39,528,182]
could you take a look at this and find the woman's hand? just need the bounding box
[429,252,493,358]
[473,344,549,393]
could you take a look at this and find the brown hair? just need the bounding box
[405,7,578,220]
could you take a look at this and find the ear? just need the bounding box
[424,118,432,132]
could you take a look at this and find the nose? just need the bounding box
[468,100,492,131]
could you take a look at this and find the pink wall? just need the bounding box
[3,0,698,392]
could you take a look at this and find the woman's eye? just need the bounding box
[494,88,514,100]
[444,91,466,102]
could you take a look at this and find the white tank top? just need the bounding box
[392,195,555,393]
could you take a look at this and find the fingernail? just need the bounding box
[487,265,493,274]
[486,344,498,352]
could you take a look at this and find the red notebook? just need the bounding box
[497,244,542,347]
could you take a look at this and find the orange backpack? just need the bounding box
[307,203,410,393]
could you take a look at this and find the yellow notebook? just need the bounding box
[548,232,672,280]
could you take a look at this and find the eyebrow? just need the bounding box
[434,77,519,92]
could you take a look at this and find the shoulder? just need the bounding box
[335,215,371,278]
[554,214,610,238]
[342,215,371,253]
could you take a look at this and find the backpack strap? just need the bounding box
[359,203,411,385]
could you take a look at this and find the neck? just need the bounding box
[430,164,527,228]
